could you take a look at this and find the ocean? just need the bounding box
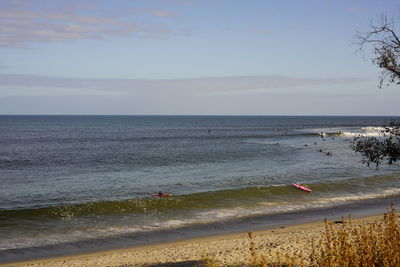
[1,115,400,260]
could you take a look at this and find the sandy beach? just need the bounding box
[1,213,395,267]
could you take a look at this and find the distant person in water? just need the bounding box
[158,191,163,196]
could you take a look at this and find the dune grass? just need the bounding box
[205,205,400,266]
[310,204,400,267]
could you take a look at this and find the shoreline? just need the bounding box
[1,196,400,266]
[1,212,397,267]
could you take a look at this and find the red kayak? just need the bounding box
[291,183,312,192]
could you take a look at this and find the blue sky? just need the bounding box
[1,0,400,115]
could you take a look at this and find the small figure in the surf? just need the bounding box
[208,129,211,135]
[154,191,173,197]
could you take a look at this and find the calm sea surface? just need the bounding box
[1,115,400,251]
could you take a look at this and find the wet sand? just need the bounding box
[1,213,395,267]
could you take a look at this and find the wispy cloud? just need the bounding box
[147,0,197,6]
[150,9,181,18]
[0,0,186,48]
[254,28,269,35]
[346,7,363,13]
[0,74,370,97]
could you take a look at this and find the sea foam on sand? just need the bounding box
[2,213,394,267]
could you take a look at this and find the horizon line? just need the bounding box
[1,114,400,117]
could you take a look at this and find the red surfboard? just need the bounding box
[291,183,312,192]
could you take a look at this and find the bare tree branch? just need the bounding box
[352,14,400,167]
[355,13,400,88]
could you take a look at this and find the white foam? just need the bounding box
[3,187,400,251]
[314,189,400,205]
[0,226,144,251]
[339,126,389,137]
[193,188,400,224]
[361,127,386,131]
[340,131,382,137]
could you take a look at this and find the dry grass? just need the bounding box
[310,204,400,267]
[205,205,400,266]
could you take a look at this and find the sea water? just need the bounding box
[1,115,400,252]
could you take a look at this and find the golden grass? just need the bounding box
[205,205,400,266]
[310,204,400,267]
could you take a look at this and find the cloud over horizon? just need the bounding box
[0,73,370,97]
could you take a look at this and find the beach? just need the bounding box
[1,116,400,265]
[3,0,400,263]
[2,212,396,267]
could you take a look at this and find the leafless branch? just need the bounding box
[355,13,400,88]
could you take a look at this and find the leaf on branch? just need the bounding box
[351,123,400,167]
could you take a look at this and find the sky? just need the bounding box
[0,0,400,116]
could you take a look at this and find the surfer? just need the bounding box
[155,191,173,197]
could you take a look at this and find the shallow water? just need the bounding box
[1,115,400,251]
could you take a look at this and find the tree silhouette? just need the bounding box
[353,14,400,167]
[351,123,400,167]
[355,14,400,88]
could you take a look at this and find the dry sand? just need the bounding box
[0,214,391,267]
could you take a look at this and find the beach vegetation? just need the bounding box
[204,205,399,266]
[310,204,400,267]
